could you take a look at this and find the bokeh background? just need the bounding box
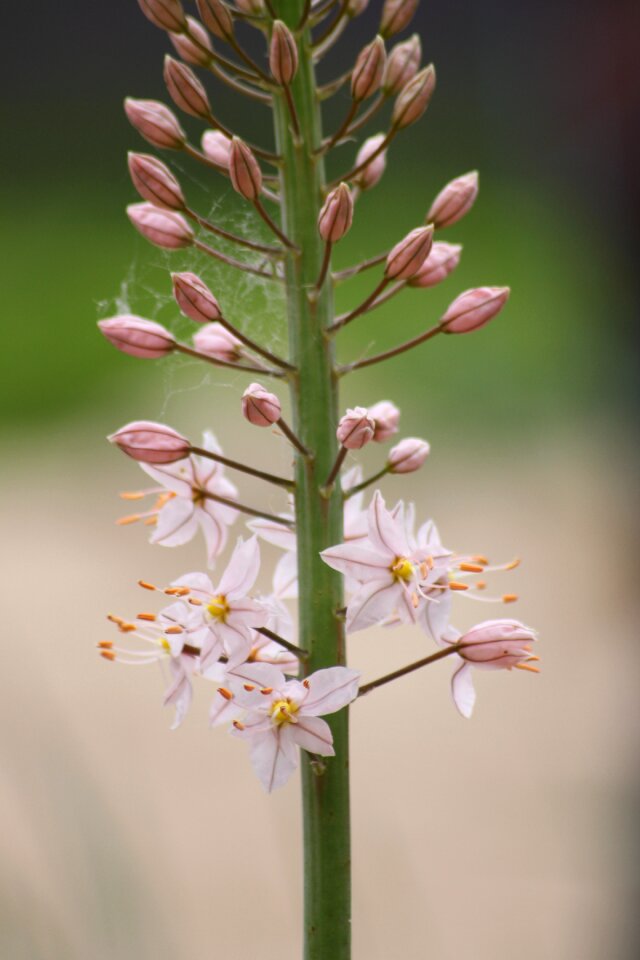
[2,1,639,957]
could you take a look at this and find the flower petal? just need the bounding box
[217,536,261,599]
[139,458,194,498]
[163,657,193,729]
[346,579,403,633]
[451,660,476,718]
[367,491,409,558]
[299,667,360,716]
[151,497,199,547]
[292,716,335,757]
[321,542,392,583]
[247,516,296,550]
[273,550,298,599]
[248,728,298,792]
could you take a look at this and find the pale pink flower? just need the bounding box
[127,202,194,249]
[427,172,479,229]
[354,133,387,191]
[367,400,400,442]
[442,619,539,718]
[337,407,375,449]
[124,98,186,150]
[172,536,268,670]
[193,322,243,362]
[441,286,510,334]
[212,664,360,791]
[201,130,232,168]
[109,421,190,464]
[242,382,282,426]
[118,431,238,566]
[100,602,202,729]
[169,16,212,67]
[408,241,462,289]
[172,271,222,324]
[388,437,430,473]
[98,315,176,359]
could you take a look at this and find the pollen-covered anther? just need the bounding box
[243,684,256,692]
[449,581,470,591]
[138,580,158,591]
[233,720,245,730]
[502,593,518,603]
[504,558,521,571]
[476,580,487,590]
[391,557,414,581]
[411,592,419,609]
[164,586,190,596]
[188,597,203,606]
[98,641,114,649]
[120,491,146,501]
[260,687,273,695]
[515,662,540,674]
[303,679,310,689]
[101,650,117,661]
[459,562,485,573]
[137,613,157,622]
[117,514,141,526]
[218,687,234,701]
[165,625,184,635]
[472,555,489,565]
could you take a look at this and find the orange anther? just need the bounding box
[472,555,489,566]
[137,613,156,622]
[411,592,419,608]
[260,687,273,695]
[476,580,487,590]
[243,684,256,692]
[100,650,116,661]
[515,662,540,674]
[143,517,158,526]
[164,586,190,596]
[449,581,469,591]
[526,655,540,662]
[138,580,157,591]
[505,558,520,571]
[188,597,202,606]
[120,491,146,501]
[119,622,136,633]
[218,687,234,700]
[233,720,245,730]
[117,515,140,526]
[165,625,184,635]
[97,640,113,649]
[303,679,310,689]
[107,614,125,624]
[459,562,484,573]
[502,593,518,603]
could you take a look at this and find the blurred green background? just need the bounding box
[2,2,639,958]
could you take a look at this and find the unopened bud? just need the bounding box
[242,383,282,426]
[408,242,462,288]
[124,98,186,150]
[109,420,190,464]
[169,16,212,66]
[236,0,265,13]
[337,408,375,450]
[347,0,370,16]
[128,153,186,210]
[427,172,479,229]
[354,133,387,190]
[196,0,234,40]
[391,64,436,129]
[385,225,433,280]
[229,137,263,201]
[127,202,194,249]
[351,36,386,102]
[383,35,421,95]
[172,272,222,323]
[318,183,354,243]
[164,55,212,119]
[193,323,242,361]
[367,401,400,442]
[270,20,298,86]
[380,0,419,38]
[388,437,430,473]
[138,0,186,32]
[441,287,510,334]
[98,316,176,359]
[458,619,537,668]
[201,129,232,168]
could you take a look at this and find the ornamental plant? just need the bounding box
[99,2,539,958]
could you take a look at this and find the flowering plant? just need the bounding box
[99,2,538,957]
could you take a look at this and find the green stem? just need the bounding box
[272,3,350,958]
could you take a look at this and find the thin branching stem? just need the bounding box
[323,445,347,490]
[321,101,358,153]
[295,0,313,30]
[339,321,446,374]
[317,69,351,100]
[184,143,281,205]
[256,626,309,660]
[358,644,463,696]
[276,417,313,458]
[328,277,390,332]
[314,241,333,290]
[333,250,388,281]
[312,0,348,49]
[201,489,295,525]
[217,315,294,371]
[343,94,386,137]
[183,25,269,87]
[186,207,285,257]
[310,0,341,25]
[343,465,389,498]
[190,445,294,488]
[283,84,302,137]
[175,341,285,378]
[254,198,298,248]
[205,110,281,165]
[330,130,395,188]
[193,237,283,281]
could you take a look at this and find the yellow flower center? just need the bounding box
[391,557,414,582]
[206,594,229,622]
[160,638,172,653]
[269,698,299,726]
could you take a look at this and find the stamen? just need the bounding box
[411,592,419,608]
[502,593,518,603]
[449,581,469,591]
[165,625,184,635]
[472,555,489,565]
[303,679,310,689]
[137,613,156,622]
[233,720,245,730]
[117,514,141,525]
[164,586,190,597]
[188,597,203,606]
[218,687,234,700]
[97,641,113,649]
[120,491,147,501]
[138,580,158,591]
[476,580,487,590]
[505,558,520,571]
[100,650,116,661]
[143,517,158,526]
[244,684,256,691]
[515,662,540,674]
[260,687,273,695]
[459,562,485,573]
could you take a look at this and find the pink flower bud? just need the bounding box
[408,241,462,288]
[236,0,265,13]
[367,401,400,442]
[351,36,386,102]
[201,129,232,168]
[269,20,299,85]
[383,34,421,95]
[109,420,190,464]
[169,16,212,66]
[391,64,436,130]
[138,0,186,33]
[98,315,176,359]
[128,153,186,211]
[354,134,387,190]
[441,287,510,334]
[388,437,430,473]
[385,225,433,280]
[229,137,263,200]
[318,183,354,243]
[172,271,222,323]
[193,322,242,361]
[337,408,375,450]
[196,0,234,40]
[242,383,282,426]
[347,0,370,16]
[164,55,211,119]
[380,0,419,38]
[458,619,537,670]
[127,202,194,249]
[124,98,186,150]
[427,171,479,229]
